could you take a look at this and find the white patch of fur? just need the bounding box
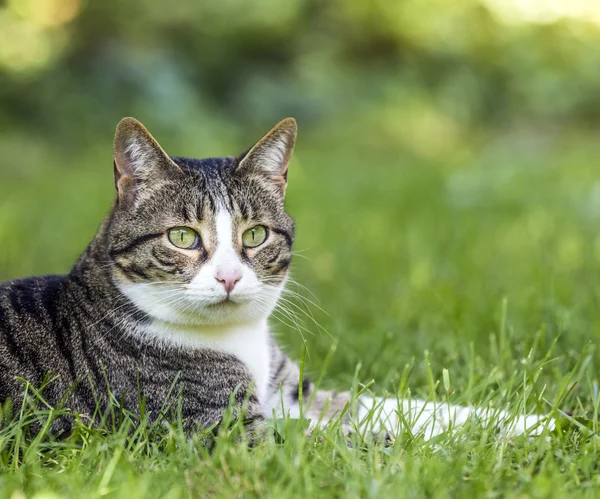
[257,138,288,174]
[274,393,554,440]
[133,316,272,403]
[124,139,154,176]
[353,396,555,440]
[118,208,284,404]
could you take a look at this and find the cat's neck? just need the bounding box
[136,317,271,349]
[70,214,115,283]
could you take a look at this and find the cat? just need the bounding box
[0,117,553,441]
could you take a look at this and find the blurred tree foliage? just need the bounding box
[0,0,599,146]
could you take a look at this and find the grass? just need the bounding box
[1,125,600,497]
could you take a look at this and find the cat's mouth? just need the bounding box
[182,289,250,307]
[208,298,234,307]
[179,289,257,313]
[206,295,247,307]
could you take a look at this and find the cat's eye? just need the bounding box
[242,225,268,248]
[168,227,199,249]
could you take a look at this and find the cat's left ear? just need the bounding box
[237,118,297,194]
[113,117,181,207]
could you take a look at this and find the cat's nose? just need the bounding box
[215,268,242,294]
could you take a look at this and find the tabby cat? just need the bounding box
[0,118,551,440]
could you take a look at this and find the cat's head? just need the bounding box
[106,117,296,327]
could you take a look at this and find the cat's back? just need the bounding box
[0,275,70,397]
[0,275,66,331]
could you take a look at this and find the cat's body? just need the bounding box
[0,118,553,440]
[0,120,348,436]
[0,269,339,433]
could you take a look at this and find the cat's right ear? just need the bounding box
[236,118,297,195]
[113,117,180,207]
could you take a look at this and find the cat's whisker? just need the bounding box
[271,301,314,339]
[256,276,330,335]
[269,308,309,339]
[284,275,322,302]
[134,282,188,290]
[231,279,327,338]
[259,274,319,300]
[290,247,311,254]
[167,297,202,327]
[276,294,315,323]
[290,252,310,261]
[282,288,329,316]
[87,297,135,331]
[95,311,137,344]
[276,295,327,337]
[247,294,290,321]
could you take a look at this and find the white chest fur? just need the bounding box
[137,319,272,404]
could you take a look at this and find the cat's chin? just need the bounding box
[205,298,237,307]
[150,298,275,328]
[203,294,250,307]
[184,299,274,326]
[147,302,269,328]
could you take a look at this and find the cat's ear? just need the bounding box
[237,118,297,194]
[113,117,180,206]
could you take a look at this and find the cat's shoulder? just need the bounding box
[0,275,66,303]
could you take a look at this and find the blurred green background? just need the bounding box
[1,0,600,390]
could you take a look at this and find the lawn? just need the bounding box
[1,125,600,497]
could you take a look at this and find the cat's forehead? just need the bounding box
[142,155,285,222]
[171,155,238,176]
[170,155,237,210]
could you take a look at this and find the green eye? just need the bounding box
[168,227,199,249]
[242,225,268,248]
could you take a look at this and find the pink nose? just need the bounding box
[215,269,242,294]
